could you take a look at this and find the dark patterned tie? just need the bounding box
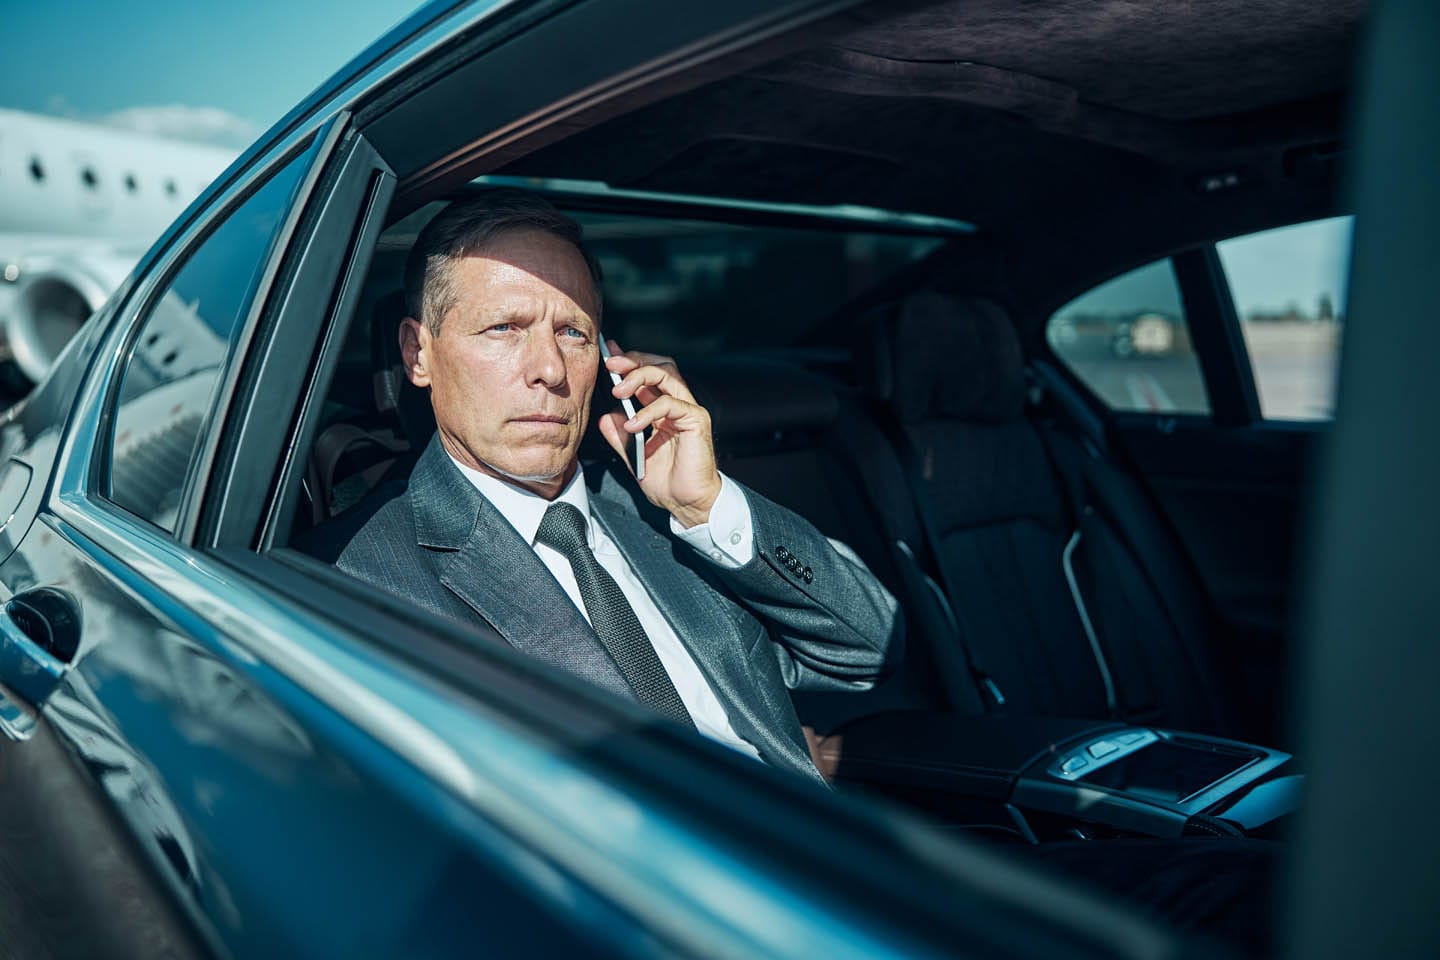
[535,502,694,726]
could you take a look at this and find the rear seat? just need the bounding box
[682,355,989,731]
[852,293,1234,736]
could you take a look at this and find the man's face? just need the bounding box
[402,228,601,498]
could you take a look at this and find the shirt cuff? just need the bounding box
[671,473,755,569]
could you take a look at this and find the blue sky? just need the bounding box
[4,0,430,146]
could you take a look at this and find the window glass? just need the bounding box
[106,152,310,531]
[1217,215,1352,421]
[570,212,944,355]
[1046,259,1209,415]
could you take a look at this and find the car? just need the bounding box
[0,0,1433,956]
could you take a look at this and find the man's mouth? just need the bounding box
[511,414,570,424]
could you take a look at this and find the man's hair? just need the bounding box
[403,188,604,334]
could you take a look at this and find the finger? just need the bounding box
[612,363,696,403]
[623,394,708,434]
[604,340,678,376]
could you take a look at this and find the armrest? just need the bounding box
[829,710,1299,840]
[828,710,1125,798]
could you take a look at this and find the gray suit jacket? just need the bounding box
[305,436,902,781]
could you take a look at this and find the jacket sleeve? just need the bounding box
[696,480,904,692]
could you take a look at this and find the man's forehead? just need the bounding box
[450,232,599,314]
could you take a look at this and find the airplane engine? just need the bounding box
[3,253,135,384]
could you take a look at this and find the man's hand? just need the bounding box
[598,340,721,528]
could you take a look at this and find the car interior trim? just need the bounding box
[476,174,977,235]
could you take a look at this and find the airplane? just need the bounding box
[0,107,235,390]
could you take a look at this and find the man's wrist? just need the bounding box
[670,484,722,529]
[670,474,755,568]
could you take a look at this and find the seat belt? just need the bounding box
[866,402,1009,710]
[1031,414,1122,717]
[1030,370,1175,723]
[820,412,993,714]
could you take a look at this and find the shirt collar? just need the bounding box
[447,454,593,550]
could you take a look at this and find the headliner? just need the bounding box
[496,0,1367,298]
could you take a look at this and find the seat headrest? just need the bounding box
[856,293,1026,424]
[683,356,840,438]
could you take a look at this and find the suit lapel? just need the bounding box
[407,440,636,702]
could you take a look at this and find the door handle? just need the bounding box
[0,588,80,728]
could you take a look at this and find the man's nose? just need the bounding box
[523,329,567,388]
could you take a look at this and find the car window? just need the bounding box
[1216,215,1352,422]
[105,153,310,532]
[568,212,943,356]
[1046,259,1210,415]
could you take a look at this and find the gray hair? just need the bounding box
[403,188,603,334]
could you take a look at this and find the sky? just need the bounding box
[3,0,433,147]
[1218,216,1352,318]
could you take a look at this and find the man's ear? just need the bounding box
[399,317,431,388]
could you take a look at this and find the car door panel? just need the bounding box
[0,692,208,960]
[1113,420,1315,637]
[0,507,619,958]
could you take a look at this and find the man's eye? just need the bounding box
[560,326,588,340]
[487,323,513,333]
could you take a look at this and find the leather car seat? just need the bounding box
[854,293,1233,735]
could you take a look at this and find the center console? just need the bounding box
[827,712,1300,841]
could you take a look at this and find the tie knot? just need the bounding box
[535,501,590,555]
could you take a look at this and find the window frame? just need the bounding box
[199,125,396,552]
[78,126,335,542]
[1171,246,1260,427]
[1041,216,1349,432]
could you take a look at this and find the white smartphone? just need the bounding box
[598,338,645,480]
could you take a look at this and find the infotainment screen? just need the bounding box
[1079,740,1259,803]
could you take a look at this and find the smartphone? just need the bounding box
[598,338,645,480]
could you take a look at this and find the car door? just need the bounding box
[1040,222,1351,743]
[0,120,336,958]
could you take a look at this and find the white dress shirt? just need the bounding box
[449,455,763,761]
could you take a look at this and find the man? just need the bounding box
[308,191,1277,955]
[309,189,902,783]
